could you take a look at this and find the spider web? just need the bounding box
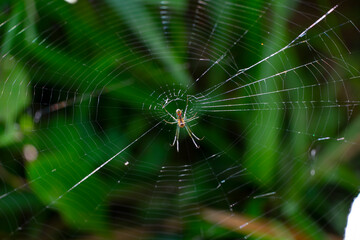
[0,0,359,239]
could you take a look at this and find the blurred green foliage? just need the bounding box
[0,0,359,239]
[0,56,30,146]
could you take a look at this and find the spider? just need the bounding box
[162,98,203,152]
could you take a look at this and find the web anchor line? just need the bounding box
[184,1,273,97]
[199,59,324,105]
[9,121,161,237]
[66,122,161,193]
[196,4,339,101]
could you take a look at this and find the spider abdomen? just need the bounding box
[178,118,185,128]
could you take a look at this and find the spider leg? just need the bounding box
[185,112,198,122]
[185,125,201,149]
[184,96,189,119]
[186,125,204,141]
[170,126,180,152]
[162,104,177,121]
[163,119,177,124]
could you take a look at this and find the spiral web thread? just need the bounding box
[0,0,359,239]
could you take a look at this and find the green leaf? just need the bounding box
[27,119,111,234]
[0,56,30,146]
[106,0,192,86]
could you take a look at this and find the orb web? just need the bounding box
[0,0,359,239]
